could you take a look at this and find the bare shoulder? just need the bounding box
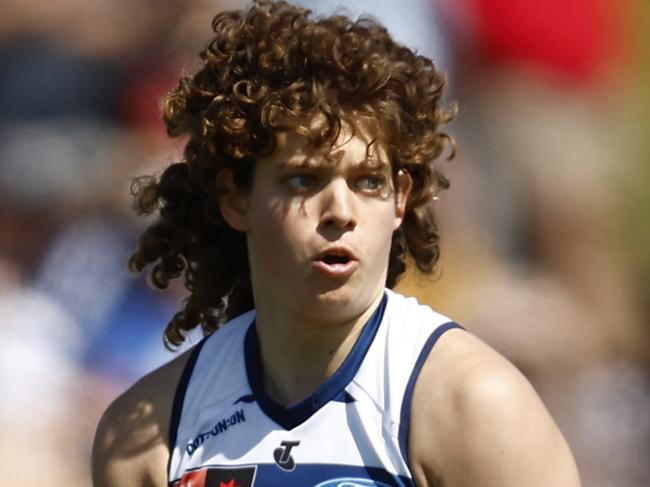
[91,347,194,487]
[408,328,581,487]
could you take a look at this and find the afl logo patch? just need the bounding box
[314,479,392,487]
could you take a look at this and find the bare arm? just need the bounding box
[92,350,192,487]
[409,330,581,487]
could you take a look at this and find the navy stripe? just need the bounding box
[167,336,208,484]
[245,293,388,430]
[171,462,413,486]
[398,322,464,468]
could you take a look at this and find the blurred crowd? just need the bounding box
[1,0,648,485]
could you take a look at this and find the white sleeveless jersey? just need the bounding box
[168,289,462,487]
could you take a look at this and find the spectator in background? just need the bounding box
[397,1,650,485]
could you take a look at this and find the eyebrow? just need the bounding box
[354,158,390,170]
[277,155,390,171]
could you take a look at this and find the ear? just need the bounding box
[216,169,249,232]
[393,169,412,230]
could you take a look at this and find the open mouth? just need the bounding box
[313,248,358,278]
[321,254,351,265]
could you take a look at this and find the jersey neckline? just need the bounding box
[243,293,388,430]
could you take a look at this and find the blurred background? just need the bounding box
[0,0,648,485]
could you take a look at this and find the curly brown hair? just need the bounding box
[129,0,456,348]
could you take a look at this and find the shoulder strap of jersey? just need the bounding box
[167,337,208,472]
[397,321,464,466]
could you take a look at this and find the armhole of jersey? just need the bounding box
[398,321,464,468]
[167,336,208,483]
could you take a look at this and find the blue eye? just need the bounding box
[357,175,383,191]
[287,174,317,191]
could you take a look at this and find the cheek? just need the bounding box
[247,201,307,272]
[251,199,301,245]
[364,205,400,253]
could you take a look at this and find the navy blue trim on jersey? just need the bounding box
[167,336,209,479]
[170,462,414,487]
[397,321,464,468]
[234,394,256,404]
[333,390,356,403]
[244,293,388,430]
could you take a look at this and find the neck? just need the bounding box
[253,292,384,406]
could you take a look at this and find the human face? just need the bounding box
[233,120,409,322]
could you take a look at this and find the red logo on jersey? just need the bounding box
[177,466,256,487]
[178,468,207,487]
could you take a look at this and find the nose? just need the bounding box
[318,178,357,231]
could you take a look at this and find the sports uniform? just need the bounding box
[168,289,463,487]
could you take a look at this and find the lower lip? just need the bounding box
[312,259,359,278]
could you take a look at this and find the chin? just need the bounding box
[294,273,384,320]
[312,284,372,316]
[316,288,354,305]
